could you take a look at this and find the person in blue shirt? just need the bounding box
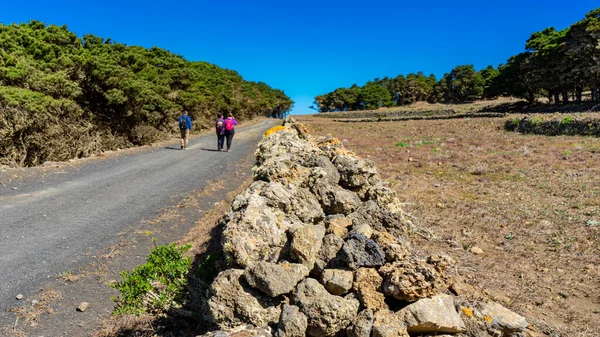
[215,114,225,151]
[178,110,192,150]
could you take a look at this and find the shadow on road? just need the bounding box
[200,148,222,152]
[163,146,183,151]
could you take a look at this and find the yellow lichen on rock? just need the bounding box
[484,315,493,323]
[461,307,474,317]
[264,125,286,137]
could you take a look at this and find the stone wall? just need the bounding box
[199,119,529,337]
[506,116,600,137]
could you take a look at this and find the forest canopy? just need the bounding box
[313,8,600,112]
[0,21,293,167]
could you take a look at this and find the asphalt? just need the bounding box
[0,119,278,334]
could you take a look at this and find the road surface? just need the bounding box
[0,118,278,334]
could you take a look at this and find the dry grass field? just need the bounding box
[297,107,600,336]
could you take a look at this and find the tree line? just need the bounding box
[313,8,600,112]
[0,21,293,166]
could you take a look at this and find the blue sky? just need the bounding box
[1,0,598,114]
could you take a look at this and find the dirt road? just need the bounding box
[0,119,278,335]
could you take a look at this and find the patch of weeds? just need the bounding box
[395,141,409,147]
[58,270,79,282]
[432,148,441,153]
[585,208,600,216]
[563,149,572,157]
[587,220,600,227]
[111,240,192,315]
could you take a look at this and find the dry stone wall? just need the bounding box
[199,119,529,337]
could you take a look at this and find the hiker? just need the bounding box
[223,113,238,152]
[178,110,192,150]
[215,113,225,151]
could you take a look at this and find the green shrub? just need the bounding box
[562,116,574,124]
[111,242,192,315]
[530,117,543,126]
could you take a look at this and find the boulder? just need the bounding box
[290,224,326,268]
[293,278,360,337]
[348,200,410,238]
[379,256,452,302]
[313,183,361,215]
[371,309,409,337]
[397,294,466,334]
[332,154,379,189]
[318,233,345,264]
[346,309,374,337]
[353,268,388,311]
[222,204,296,268]
[320,269,353,295]
[275,304,307,337]
[313,136,349,160]
[340,232,386,270]
[244,261,310,297]
[350,222,374,239]
[207,269,281,329]
[371,230,411,263]
[477,301,528,334]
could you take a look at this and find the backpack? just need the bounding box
[216,120,223,132]
[179,116,188,130]
[225,118,234,131]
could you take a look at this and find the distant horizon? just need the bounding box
[1,1,598,115]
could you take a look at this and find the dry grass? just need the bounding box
[298,109,600,336]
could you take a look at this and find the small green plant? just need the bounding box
[395,141,409,147]
[530,117,543,126]
[563,149,572,157]
[111,241,192,315]
[561,116,574,125]
[505,232,515,240]
[511,118,520,127]
[587,220,600,227]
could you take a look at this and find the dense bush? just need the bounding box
[0,21,293,167]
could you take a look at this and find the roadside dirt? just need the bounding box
[297,112,600,337]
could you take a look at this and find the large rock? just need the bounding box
[312,183,361,215]
[348,200,410,238]
[222,203,297,268]
[476,301,528,334]
[371,309,409,337]
[346,309,374,337]
[244,261,310,297]
[320,269,353,295]
[297,153,340,185]
[353,268,387,311]
[207,269,281,329]
[332,154,380,189]
[290,224,326,268]
[340,232,386,270]
[379,256,452,302]
[293,278,360,337]
[235,181,324,225]
[371,230,411,263]
[397,294,466,334]
[275,304,307,337]
[313,136,349,160]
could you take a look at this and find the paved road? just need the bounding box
[0,119,277,329]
